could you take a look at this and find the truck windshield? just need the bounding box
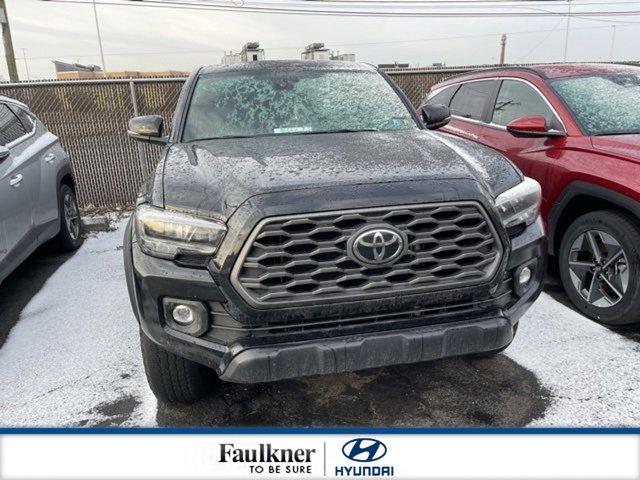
[182,69,417,141]
[550,72,640,136]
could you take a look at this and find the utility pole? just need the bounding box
[0,0,18,82]
[92,0,108,77]
[20,47,29,81]
[499,34,507,65]
[609,25,617,61]
[563,0,572,62]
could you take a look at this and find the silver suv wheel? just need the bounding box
[63,191,80,241]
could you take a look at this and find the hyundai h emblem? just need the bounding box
[342,438,388,462]
[348,225,407,266]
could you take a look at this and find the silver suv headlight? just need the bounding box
[495,177,541,231]
[135,204,227,260]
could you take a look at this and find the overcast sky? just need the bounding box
[5,0,640,80]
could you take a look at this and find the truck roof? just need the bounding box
[198,60,377,76]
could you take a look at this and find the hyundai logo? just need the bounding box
[348,225,407,266]
[342,438,387,463]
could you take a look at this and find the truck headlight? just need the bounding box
[495,177,541,232]
[135,204,227,260]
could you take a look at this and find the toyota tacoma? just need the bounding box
[124,61,545,403]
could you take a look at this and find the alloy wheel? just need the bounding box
[567,230,629,308]
[63,193,81,241]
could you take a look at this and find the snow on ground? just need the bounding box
[0,216,157,427]
[0,219,639,427]
[507,296,640,426]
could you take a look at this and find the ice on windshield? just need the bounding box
[182,70,417,141]
[552,72,640,136]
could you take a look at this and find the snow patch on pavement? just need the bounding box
[0,217,157,427]
[507,293,640,426]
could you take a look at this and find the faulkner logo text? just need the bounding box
[219,443,317,475]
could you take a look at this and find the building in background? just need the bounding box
[221,51,242,66]
[378,62,410,69]
[54,60,102,74]
[301,43,331,60]
[222,42,265,65]
[53,60,188,79]
[301,44,355,61]
[330,51,356,62]
[241,42,265,62]
[53,60,102,78]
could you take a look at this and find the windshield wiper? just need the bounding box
[186,129,380,142]
[186,133,279,142]
[304,128,379,135]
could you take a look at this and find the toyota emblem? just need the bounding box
[348,225,407,266]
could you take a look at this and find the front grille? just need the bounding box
[231,202,503,307]
[209,270,515,344]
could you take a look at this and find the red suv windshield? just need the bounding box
[551,72,640,136]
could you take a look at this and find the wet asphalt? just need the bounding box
[154,355,549,427]
[1,243,637,427]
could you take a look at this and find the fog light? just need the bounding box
[518,266,532,287]
[162,298,209,337]
[513,262,536,297]
[172,304,195,325]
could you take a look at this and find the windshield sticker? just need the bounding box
[273,126,313,134]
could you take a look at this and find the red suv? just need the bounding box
[423,63,640,326]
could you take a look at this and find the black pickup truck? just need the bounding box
[124,60,545,404]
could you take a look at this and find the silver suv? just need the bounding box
[0,96,83,284]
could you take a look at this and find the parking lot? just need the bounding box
[0,215,639,428]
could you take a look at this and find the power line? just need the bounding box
[514,17,564,61]
[140,0,640,23]
[295,0,638,3]
[183,0,640,7]
[163,0,640,5]
[42,0,640,17]
[22,21,638,61]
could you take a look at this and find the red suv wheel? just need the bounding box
[559,211,640,326]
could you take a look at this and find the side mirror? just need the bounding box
[421,104,451,130]
[506,116,565,138]
[0,146,9,161]
[128,115,168,144]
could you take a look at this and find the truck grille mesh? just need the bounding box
[231,202,503,307]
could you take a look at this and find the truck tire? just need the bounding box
[54,184,84,251]
[559,210,640,326]
[140,330,217,404]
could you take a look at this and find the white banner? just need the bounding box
[1,433,638,479]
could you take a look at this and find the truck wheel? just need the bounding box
[140,330,217,404]
[55,184,84,251]
[559,211,640,326]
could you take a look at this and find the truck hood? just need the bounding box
[160,129,521,219]
[590,134,640,164]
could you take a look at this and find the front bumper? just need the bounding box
[219,316,513,383]
[124,215,546,383]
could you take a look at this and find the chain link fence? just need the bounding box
[0,78,184,208]
[387,66,476,107]
[2,62,635,208]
